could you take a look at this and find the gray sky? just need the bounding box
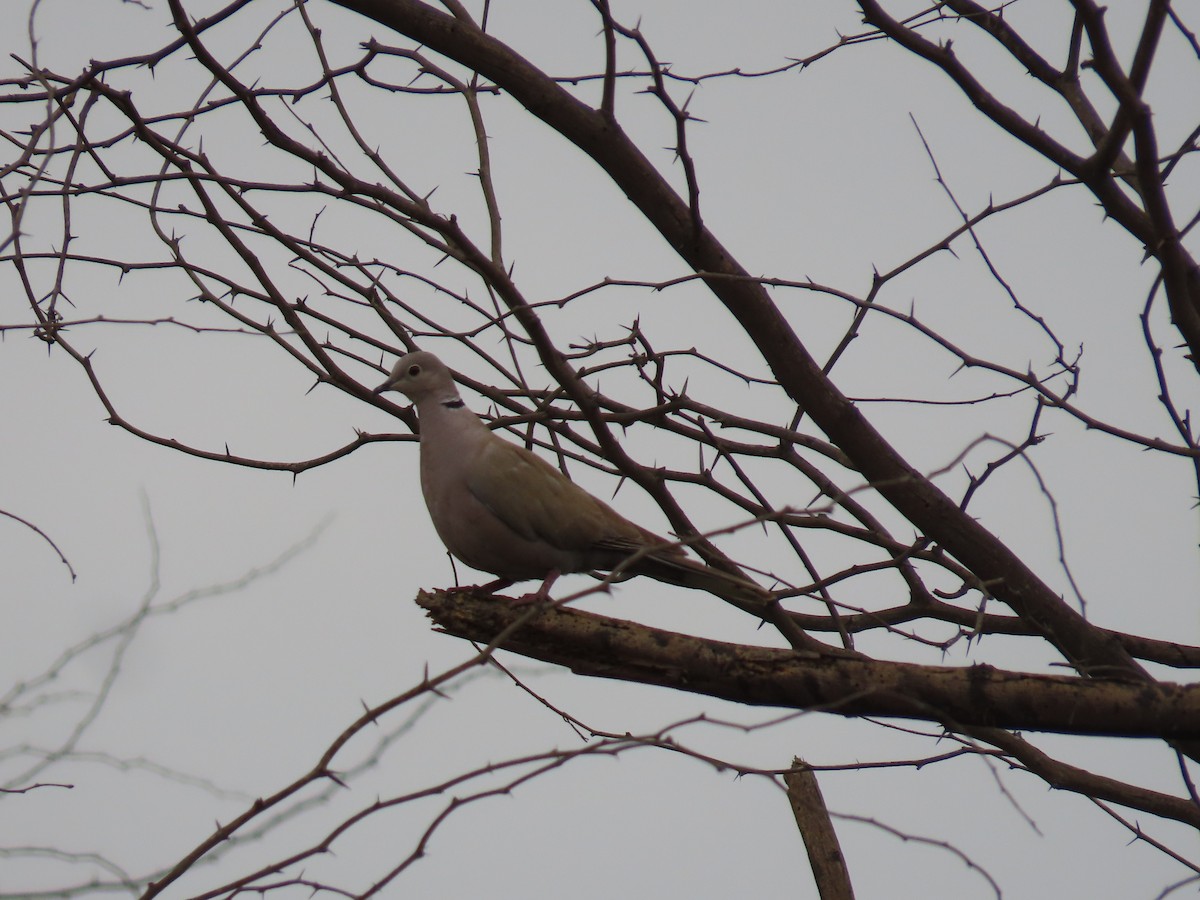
[3,1,1198,897]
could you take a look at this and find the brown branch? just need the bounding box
[962,726,1200,829]
[0,508,76,581]
[417,590,1200,740]
[786,758,855,900]
[785,601,1200,670]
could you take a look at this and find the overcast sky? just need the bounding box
[3,2,1198,898]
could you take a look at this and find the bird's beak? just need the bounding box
[372,378,393,395]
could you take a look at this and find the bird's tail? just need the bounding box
[628,551,771,609]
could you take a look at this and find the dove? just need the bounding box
[373,351,769,605]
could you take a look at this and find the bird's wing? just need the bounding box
[466,432,767,603]
[466,436,657,557]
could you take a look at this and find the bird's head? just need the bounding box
[373,350,457,405]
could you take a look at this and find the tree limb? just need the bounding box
[786,758,856,900]
[417,590,1200,740]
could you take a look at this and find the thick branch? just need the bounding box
[786,759,856,900]
[418,591,1200,739]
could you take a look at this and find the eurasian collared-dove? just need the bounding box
[374,350,768,605]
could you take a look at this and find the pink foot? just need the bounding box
[512,570,560,606]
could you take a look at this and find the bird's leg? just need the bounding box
[513,570,560,605]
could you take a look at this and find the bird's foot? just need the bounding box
[510,570,560,606]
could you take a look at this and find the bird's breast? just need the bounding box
[418,441,584,580]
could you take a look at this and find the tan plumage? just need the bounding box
[375,351,767,604]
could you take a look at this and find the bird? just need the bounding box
[373,350,769,606]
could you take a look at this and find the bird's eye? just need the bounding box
[408,364,421,377]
